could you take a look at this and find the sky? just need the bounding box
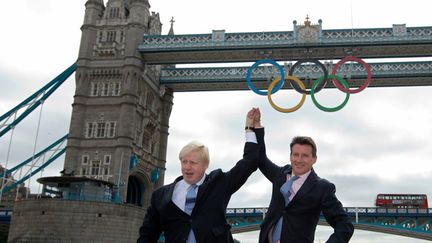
[1,0,432,242]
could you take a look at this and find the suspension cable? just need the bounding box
[26,100,45,199]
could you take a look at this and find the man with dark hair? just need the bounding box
[250,108,353,243]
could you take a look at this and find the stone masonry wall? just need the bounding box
[7,199,146,243]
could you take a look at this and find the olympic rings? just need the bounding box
[311,75,350,112]
[246,59,285,96]
[331,56,372,94]
[246,56,372,112]
[288,59,328,95]
[267,76,307,113]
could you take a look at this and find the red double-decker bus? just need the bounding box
[375,194,429,209]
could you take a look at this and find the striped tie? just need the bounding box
[185,184,198,243]
[185,184,197,215]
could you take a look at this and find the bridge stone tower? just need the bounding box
[64,0,173,207]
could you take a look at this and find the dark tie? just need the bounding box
[272,175,299,243]
[185,184,198,243]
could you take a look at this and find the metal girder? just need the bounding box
[139,26,432,64]
[159,61,432,92]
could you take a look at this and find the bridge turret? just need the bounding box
[102,0,128,21]
[129,0,151,25]
[83,0,105,26]
[79,0,105,59]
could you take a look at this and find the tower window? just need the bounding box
[85,122,96,138]
[96,122,106,138]
[104,155,111,165]
[120,31,125,43]
[82,155,90,165]
[112,82,121,96]
[85,121,117,139]
[109,8,120,18]
[91,161,101,176]
[101,83,109,96]
[91,82,99,96]
[107,122,116,138]
[107,31,117,42]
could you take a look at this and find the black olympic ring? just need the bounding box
[288,59,328,95]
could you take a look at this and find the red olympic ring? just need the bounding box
[331,56,372,94]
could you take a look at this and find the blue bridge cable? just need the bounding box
[0,147,66,193]
[0,134,68,179]
[0,63,77,138]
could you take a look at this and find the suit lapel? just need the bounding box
[164,176,184,211]
[196,174,210,203]
[164,176,182,203]
[278,165,292,187]
[289,169,318,206]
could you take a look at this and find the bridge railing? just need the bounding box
[345,207,432,216]
[226,207,432,217]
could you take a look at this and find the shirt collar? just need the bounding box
[182,173,206,187]
[291,169,312,179]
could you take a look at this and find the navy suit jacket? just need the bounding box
[255,128,353,243]
[137,141,259,243]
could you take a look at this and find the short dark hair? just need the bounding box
[290,136,317,157]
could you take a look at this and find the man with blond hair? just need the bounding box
[137,109,260,243]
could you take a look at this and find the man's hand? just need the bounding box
[253,108,262,128]
[246,108,255,129]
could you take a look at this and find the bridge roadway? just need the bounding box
[159,61,432,92]
[139,24,432,64]
[227,207,432,240]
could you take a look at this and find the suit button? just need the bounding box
[282,210,287,214]
[189,219,193,223]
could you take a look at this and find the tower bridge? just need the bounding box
[1,0,432,242]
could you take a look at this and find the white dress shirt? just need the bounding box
[172,175,205,212]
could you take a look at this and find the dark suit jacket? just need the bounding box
[137,142,259,243]
[255,128,353,243]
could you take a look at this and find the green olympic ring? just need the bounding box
[310,75,350,112]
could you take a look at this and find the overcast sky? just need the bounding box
[1,0,432,242]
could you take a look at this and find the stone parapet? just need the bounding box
[8,199,145,243]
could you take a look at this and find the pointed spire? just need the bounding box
[168,16,175,35]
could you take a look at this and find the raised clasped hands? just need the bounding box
[246,107,262,129]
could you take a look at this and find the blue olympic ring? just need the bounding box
[245,59,285,96]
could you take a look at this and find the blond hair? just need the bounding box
[179,141,210,165]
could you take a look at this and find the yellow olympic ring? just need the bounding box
[267,76,307,113]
